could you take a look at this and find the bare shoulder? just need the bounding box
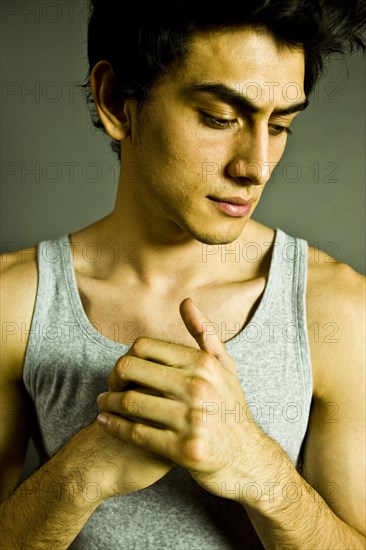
[0,246,38,382]
[306,244,365,399]
[306,244,365,312]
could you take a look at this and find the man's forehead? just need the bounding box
[186,25,305,67]
[173,27,306,108]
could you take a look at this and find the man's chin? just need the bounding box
[197,236,240,246]
[189,223,249,246]
[173,213,251,246]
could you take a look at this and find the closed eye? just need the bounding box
[201,111,293,136]
[269,124,293,136]
[200,112,237,129]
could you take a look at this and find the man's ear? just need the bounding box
[90,60,133,141]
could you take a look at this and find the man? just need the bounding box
[1,1,365,548]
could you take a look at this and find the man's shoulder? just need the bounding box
[1,246,39,381]
[306,244,365,313]
[1,245,38,298]
[305,245,365,399]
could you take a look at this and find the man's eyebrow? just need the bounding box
[187,82,309,116]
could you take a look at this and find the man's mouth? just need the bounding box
[207,196,254,217]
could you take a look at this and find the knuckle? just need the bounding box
[198,351,217,372]
[107,414,121,436]
[120,391,138,415]
[186,375,210,399]
[182,438,207,464]
[185,408,203,428]
[129,422,144,446]
[131,336,149,354]
[108,357,131,389]
[117,355,132,376]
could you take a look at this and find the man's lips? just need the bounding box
[208,196,254,217]
[208,196,254,206]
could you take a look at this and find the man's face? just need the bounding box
[122,26,306,245]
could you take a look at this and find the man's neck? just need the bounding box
[70,211,270,294]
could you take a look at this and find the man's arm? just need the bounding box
[0,251,172,549]
[0,251,101,549]
[0,427,105,550]
[303,259,365,534]
[244,260,365,548]
[0,248,38,500]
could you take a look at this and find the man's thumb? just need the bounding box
[179,297,234,370]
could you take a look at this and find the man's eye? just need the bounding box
[201,112,237,129]
[269,125,293,136]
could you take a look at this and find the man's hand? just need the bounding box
[96,298,262,497]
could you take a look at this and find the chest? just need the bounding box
[77,276,268,347]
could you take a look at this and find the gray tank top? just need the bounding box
[23,227,312,549]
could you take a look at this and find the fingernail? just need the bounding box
[97,413,108,426]
[96,392,107,406]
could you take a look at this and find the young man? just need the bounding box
[1,1,365,548]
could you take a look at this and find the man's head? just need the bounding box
[82,0,365,160]
[86,26,306,245]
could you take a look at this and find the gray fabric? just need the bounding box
[23,227,312,549]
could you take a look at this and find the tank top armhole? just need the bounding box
[295,238,313,417]
[23,241,51,395]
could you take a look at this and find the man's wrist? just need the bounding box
[54,426,111,508]
[39,453,106,510]
[234,427,299,514]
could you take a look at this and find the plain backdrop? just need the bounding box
[0,1,365,479]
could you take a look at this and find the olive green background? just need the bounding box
[1,2,365,274]
[0,1,365,478]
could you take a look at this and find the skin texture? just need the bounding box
[0,25,365,549]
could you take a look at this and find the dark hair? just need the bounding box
[81,1,365,159]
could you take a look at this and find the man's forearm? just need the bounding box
[0,448,102,549]
[240,437,365,550]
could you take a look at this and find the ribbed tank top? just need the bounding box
[23,227,312,549]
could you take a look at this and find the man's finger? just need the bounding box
[108,356,183,394]
[179,297,235,372]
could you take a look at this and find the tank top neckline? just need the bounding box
[58,227,284,353]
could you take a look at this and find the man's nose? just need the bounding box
[225,127,271,186]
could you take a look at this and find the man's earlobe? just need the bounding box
[90,60,131,141]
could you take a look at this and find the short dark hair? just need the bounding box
[81,1,365,159]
